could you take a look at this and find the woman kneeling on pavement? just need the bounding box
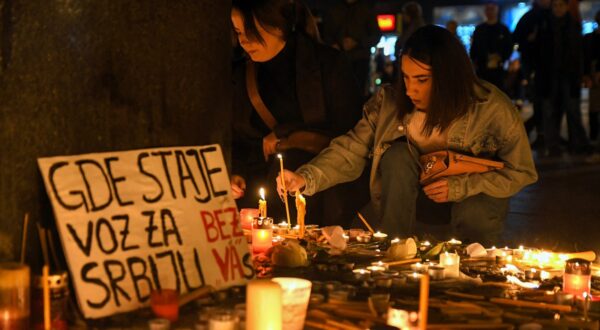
[278,25,538,246]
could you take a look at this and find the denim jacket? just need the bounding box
[296,81,538,214]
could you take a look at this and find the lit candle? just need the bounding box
[387,307,410,328]
[439,252,460,278]
[448,238,462,245]
[356,233,372,243]
[419,240,431,251]
[391,237,400,244]
[428,265,445,280]
[371,261,389,270]
[410,262,429,273]
[295,192,306,238]
[239,208,259,231]
[352,268,371,281]
[0,263,30,330]
[251,217,273,254]
[366,265,386,274]
[277,154,292,228]
[246,280,282,330]
[514,245,525,259]
[563,258,591,298]
[373,231,388,242]
[487,246,499,258]
[258,188,267,218]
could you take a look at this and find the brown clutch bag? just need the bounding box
[419,150,504,185]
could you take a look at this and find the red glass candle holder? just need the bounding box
[150,289,179,322]
[563,258,591,298]
[239,208,259,231]
[251,217,273,254]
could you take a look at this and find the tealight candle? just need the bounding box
[370,261,389,270]
[410,262,429,273]
[407,272,423,283]
[251,217,273,254]
[563,258,591,298]
[352,269,371,281]
[419,240,431,251]
[487,246,499,258]
[373,231,388,242]
[387,306,410,329]
[448,238,462,245]
[439,252,460,278]
[239,208,260,231]
[356,233,372,243]
[428,265,445,280]
[366,266,386,274]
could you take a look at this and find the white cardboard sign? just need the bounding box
[38,145,252,319]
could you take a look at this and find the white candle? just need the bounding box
[439,252,460,278]
[246,280,282,330]
[271,278,312,330]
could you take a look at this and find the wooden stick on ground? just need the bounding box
[444,290,486,300]
[20,213,29,264]
[178,285,214,307]
[427,323,514,329]
[357,212,375,234]
[489,297,572,312]
[305,320,338,330]
[383,257,422,267]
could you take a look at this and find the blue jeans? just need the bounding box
[379,141,509,246]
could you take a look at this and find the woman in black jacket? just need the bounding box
[230,0,367,227]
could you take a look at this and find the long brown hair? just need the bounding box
[232,0,321,45]
[397,25,483,135]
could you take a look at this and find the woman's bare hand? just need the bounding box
[230,175,246,199]
[423,179,449,203]
[276,169,306,199]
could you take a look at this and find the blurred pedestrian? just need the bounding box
[470,2,513,92]
[583,10,600,143]
[513,0,552,148]
[322,0,381,97]
[534,0,590,156]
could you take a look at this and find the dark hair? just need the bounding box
[396,25,483,136]
[231,0,320,45]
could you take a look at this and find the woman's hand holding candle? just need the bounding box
[277,170,306,198]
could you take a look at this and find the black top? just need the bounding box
[252,36,303,135]
[231,32,363,177]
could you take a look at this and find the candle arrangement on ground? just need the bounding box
[245,226,600,330]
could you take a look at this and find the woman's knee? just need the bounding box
[451,195,510,245]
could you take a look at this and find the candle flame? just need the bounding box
[259,188,265,200]
[277,153,283,159]
[3,310,8,321]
